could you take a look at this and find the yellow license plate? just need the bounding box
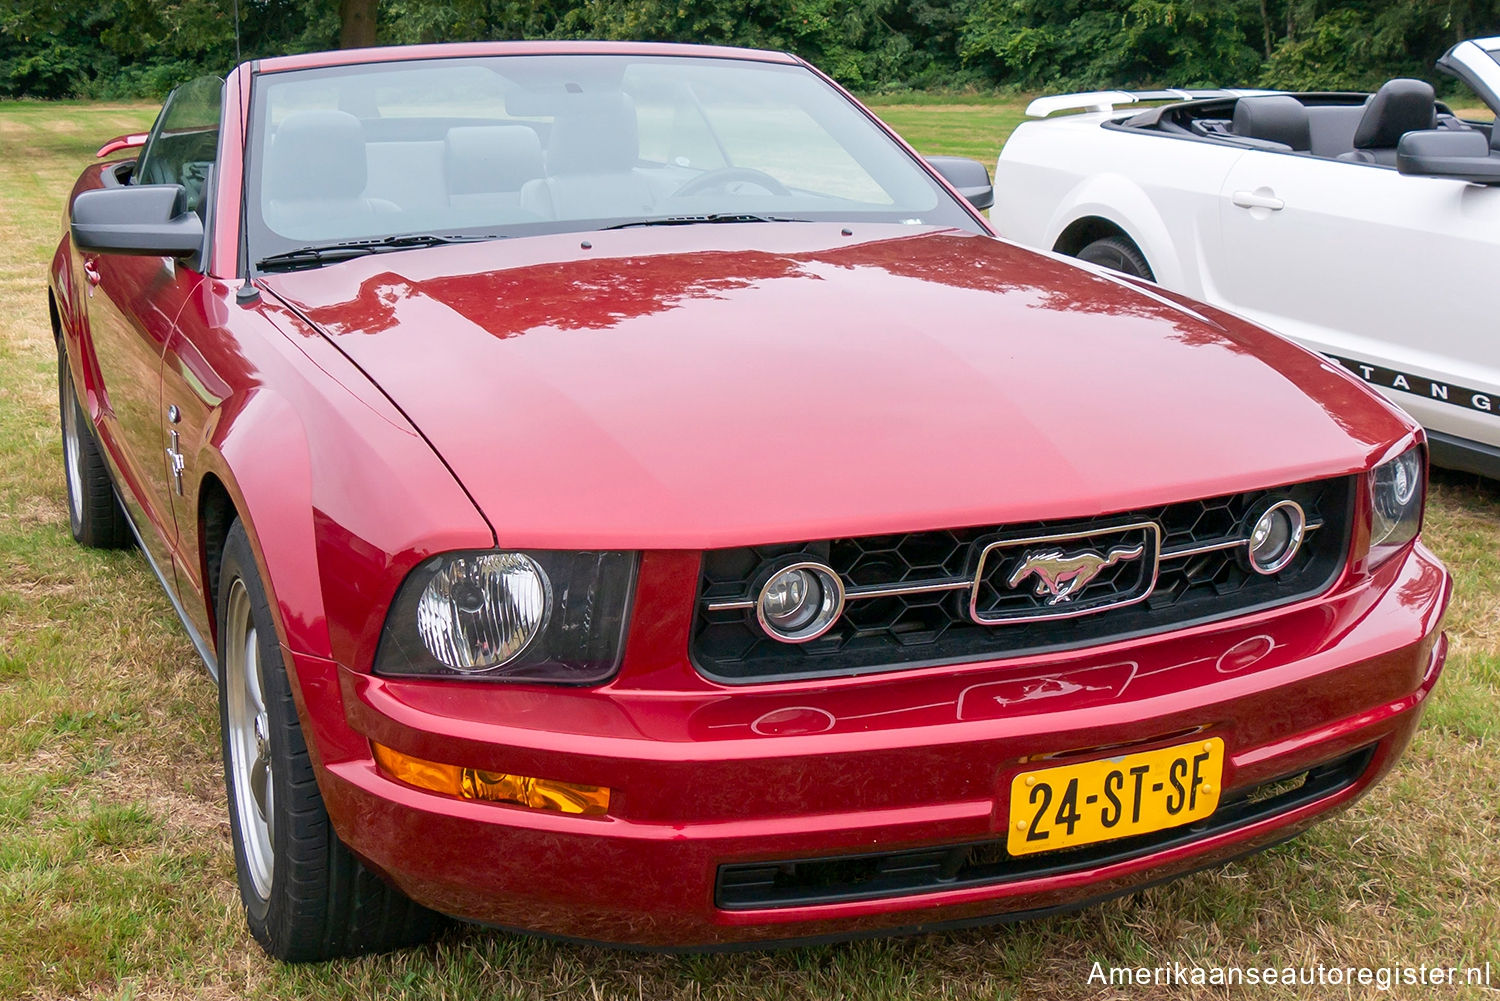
[1007,738,1224,856]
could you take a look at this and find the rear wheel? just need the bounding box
[218,521,442,961]
[57,345,131,548]
[1076,236,1154,281]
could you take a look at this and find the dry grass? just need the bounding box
[0,99,1497,1000]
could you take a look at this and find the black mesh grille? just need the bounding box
[693,476,1354,682]
[715,746,1374,910]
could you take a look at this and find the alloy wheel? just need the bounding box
[225,578,275,900]
[60,369,84,528]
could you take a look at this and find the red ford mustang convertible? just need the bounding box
[49,41,1450,958]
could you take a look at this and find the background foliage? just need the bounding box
[3,0,1500,99]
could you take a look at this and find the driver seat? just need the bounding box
[1337,79,1437,165]
[520,94,657,221]
[263,110,398,238]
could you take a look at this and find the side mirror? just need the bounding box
[1396,129,1500,184]
[925,155,994,210]
[70,184,204,257]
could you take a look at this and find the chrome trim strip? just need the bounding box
[846,579,972,600]
[1162,537,1245,560]
[119,505,220,683]
[1161,519,1321,561]
[969,521,1162,625]
[705,597,756,612]
[703,520,1324,615]
[707,577,971,611]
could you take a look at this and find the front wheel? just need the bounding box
[217,521,442,960]
[1076,236,1154,281]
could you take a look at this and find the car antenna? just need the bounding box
[232,0,242,63]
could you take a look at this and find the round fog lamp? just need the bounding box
[1245,500,1306,575]
[755,562,844,643]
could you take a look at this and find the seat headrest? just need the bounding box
[546,94,638,176]
[446,126,543,194]
[1232,96,1311,151]
[1353,79,1436,149]
[265,110,367,201]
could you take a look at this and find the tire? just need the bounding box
[57,344,131,549]
[217,521,442,961]
[1076,236,1155,281]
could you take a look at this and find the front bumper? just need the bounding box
[306,543,1449,948]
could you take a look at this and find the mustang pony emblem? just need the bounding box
[1008,543,1146,605]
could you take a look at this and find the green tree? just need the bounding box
[1262,1,1498,90]
[4,0,1500,100]
[959,0,1262,89]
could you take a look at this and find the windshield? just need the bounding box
[244,54,981,267]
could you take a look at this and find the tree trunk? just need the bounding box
[1259,0,1273,58]
[339,0,377,48]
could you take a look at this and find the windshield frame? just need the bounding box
[241,51,988,274]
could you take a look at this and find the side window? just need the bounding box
[135,75,224,214]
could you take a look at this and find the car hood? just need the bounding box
[263,224,1412,549]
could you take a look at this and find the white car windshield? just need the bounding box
[246,54,981,265]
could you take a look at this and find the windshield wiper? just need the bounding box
[256,233,503,272]
[601,213,812,230]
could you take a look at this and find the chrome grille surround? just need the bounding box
[693,475,1355,683]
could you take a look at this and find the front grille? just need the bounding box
[715,746,1373,910]
[693,476,1354,682]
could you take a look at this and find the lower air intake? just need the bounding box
[715,746,1373,910]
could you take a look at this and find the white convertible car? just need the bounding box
[993,37,1500,479]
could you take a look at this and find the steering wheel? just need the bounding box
[673,166,790,198]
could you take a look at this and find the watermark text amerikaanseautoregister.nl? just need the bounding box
[1088,961,1493,990]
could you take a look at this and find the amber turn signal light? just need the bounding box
[371,743,610,816]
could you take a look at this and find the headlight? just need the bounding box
[1368,446,1425,567]
[415,553,549,671]
[375,550,636,683]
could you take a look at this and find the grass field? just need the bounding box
[1,97,1497,1001]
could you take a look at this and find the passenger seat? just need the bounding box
[445,126,543,220]
[1305,105,1366,158]
[1231,95,1311,151]
[1337,79,1436,165]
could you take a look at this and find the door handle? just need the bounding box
[1232,190,1285,211]
[82,259,102,286]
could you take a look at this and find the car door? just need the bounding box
[993,115,1249,297]
[123,77,229,627]
[81,78,221,571]
[160,291,240,652]
[1215,148,1500,450]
